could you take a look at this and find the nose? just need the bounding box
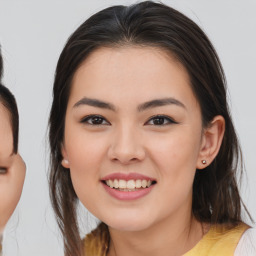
[107,125,146,165]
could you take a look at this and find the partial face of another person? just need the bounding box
[0,103,25,232]
[62,47,222,232]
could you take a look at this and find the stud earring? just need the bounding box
[202,160,207,165]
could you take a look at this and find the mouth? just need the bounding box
[101,173,157,200]
[102,179,157,192]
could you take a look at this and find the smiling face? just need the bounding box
[62,46,210,232]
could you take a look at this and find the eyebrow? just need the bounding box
[74,98,116,111]
[73,97,186,112]
[138,98,186,112]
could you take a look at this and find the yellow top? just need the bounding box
[183,223,248,256]
[84,223,249,256]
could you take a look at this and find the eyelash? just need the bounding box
[80,114,177,126]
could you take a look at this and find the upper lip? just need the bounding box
[101,172,156,181]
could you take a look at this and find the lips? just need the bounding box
[101,172,157,200]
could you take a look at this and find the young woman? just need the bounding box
[48,1,255,256]
[0,47,26,255]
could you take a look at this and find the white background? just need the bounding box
[0,0,255,255]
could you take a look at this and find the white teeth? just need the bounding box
[141,180,147,188]
[127,180,136,189]
[119,179,126,189]
[113,179,119,189]
[135,180,142,188]
[105,179,154,189]
[109,180,114,188]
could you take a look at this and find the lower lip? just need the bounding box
[102,182,155,200]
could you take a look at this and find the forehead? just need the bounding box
[0,103,13,159]
[69,46,198,110]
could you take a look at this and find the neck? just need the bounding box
[107,211,205,256]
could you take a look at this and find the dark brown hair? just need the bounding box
[49,1,250,255]
[0,46,19,153]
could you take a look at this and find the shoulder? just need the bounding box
[235,227,256,256]
[181,223,249,256]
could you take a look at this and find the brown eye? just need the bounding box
[145,115,177,126]
[0,167,7,174]
[81,115,110,125]
[152,117,166,125]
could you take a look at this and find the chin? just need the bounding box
[101,211,154,232]
[108,221,152,232]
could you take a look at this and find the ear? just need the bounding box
[61,143,70,168]
[197,115,225,169]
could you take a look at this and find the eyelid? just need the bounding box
[144,114,178,125]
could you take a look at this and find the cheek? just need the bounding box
[149,130,201,170]
[64,128,109,203]
[146,128,201,197]
[0,176,24,229]
[65,130,108,172]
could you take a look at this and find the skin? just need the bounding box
[0,103,25,234]
[62,47,225,256]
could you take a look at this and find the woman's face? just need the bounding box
[62,47,207,232]
[0,103,25,232]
